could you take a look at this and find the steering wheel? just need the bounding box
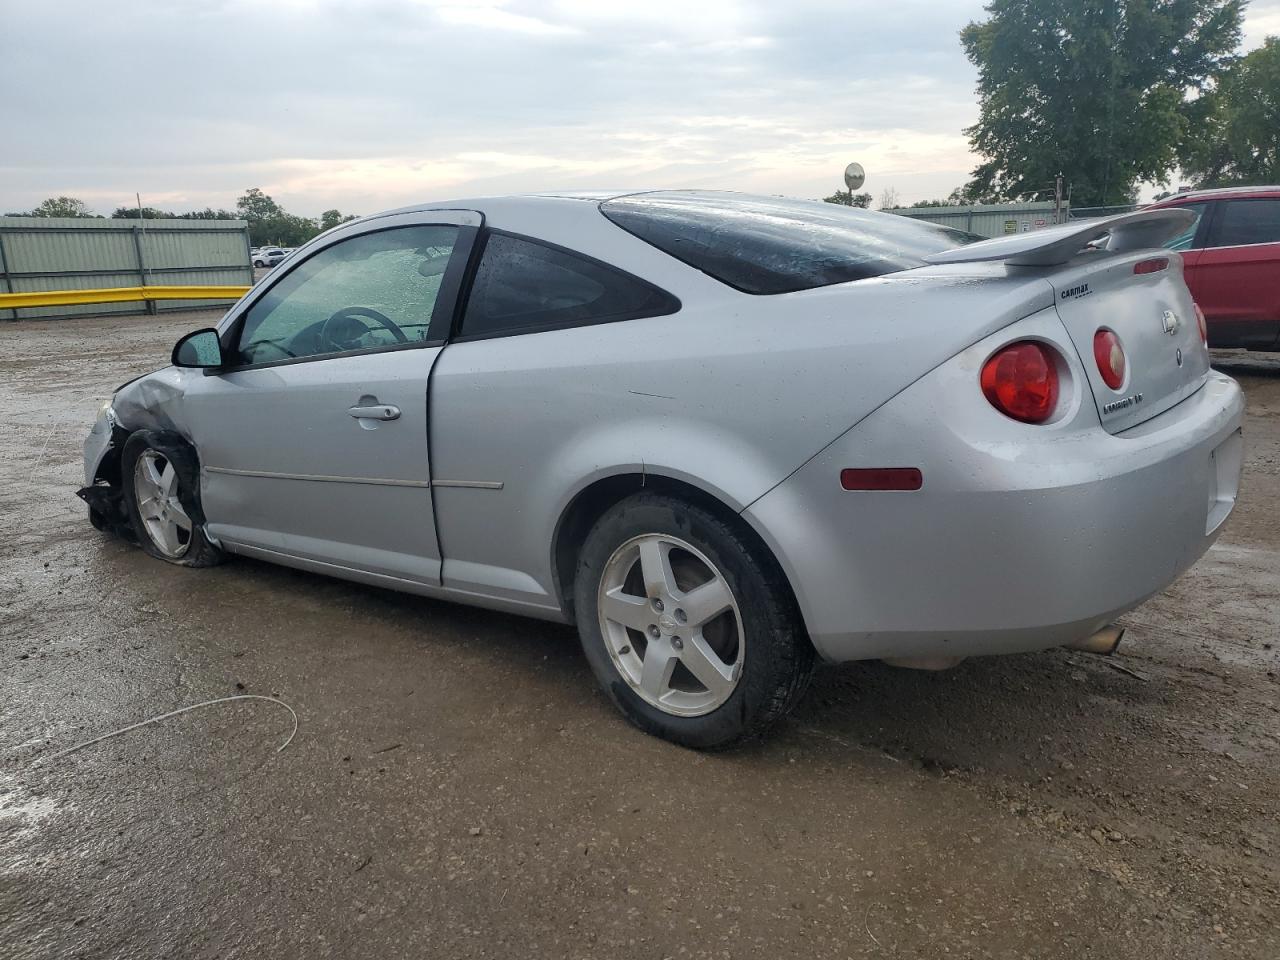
[318,306,407,352]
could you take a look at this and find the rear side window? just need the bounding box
[459,232,678,339]
[601,191,982,295]
[1207,199,1280,248]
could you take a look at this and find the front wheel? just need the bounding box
[121,432,224,567]
[574,493,814,749]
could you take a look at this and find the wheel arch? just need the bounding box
[121,428,211,529]
[550,468,808,635]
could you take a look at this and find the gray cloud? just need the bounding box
[2,0,1275,216]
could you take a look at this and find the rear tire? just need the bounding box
[121,431,224,568]
[574,493,814,749]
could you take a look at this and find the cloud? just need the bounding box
[9,0,1270,217]
[435,3,580,35]
[1242,0,1280,49]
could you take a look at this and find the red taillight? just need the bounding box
[980,341,1060,424]
[840,467,923,491]
[1194,302,1207,344]
[1092,329,1126,390]
[1133,257,1169,275]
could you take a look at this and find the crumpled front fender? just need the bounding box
[110,368,191,435]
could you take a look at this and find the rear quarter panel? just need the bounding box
[745,309,1244,662]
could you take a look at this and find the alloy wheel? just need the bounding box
[133,450,193,559]
[597,533,744,717]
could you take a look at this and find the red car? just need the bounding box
[1146,186,1280,350]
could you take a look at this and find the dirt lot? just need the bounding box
[2,310,1277,959]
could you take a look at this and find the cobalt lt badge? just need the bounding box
[1162,309,1180,335]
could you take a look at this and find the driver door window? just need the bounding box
[235,225,459,365]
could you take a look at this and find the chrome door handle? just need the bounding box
[348,403,401,421]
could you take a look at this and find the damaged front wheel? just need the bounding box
[121,432,224,567]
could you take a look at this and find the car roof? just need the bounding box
[529,190,636,201]
[363,189,861,225]
[1148,185,1280,205]
[368,190,653,219]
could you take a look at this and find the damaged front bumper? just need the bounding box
[77,403,133,537]
[78,371,193,538]
[83,402,117,486]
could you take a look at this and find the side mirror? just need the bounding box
[172,328,224,368]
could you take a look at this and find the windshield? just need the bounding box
[600,191,983,295]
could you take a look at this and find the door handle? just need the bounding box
[348,403,401,421]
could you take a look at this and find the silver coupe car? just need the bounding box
[81,191,1245,748]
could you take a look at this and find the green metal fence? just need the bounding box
[886,202,1066,238]
[0,217,253,321]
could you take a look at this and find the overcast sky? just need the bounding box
[3,0,1278,217]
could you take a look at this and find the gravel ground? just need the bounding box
[1,310,1277,959]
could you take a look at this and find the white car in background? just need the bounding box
[253,247,286,268]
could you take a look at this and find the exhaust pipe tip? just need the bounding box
[1064,624,1125,656]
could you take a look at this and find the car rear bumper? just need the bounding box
[745,359,1245,663]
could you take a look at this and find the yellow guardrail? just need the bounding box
[0,285,252,310]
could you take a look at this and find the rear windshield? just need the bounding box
[600,191,983,295]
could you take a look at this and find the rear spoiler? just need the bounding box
[923,207,1196,267]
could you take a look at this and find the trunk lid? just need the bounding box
[1050,251,1209,433]
[921,205,1208,434]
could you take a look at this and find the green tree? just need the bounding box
[910,189,974,207]
[822,191,873,207]
[21,196,98,217]
[235,189,323,245]
[961,0,1244,207]
[907,186,1003,207]
[111,205,240,220]
[111,205,176,219]
[177,208,240,221]
[319,208,359,231]
[1180,36,1280,186]
[253,213,323,247]
[236,188,283,221]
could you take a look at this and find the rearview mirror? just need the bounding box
[172,328,224,368]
